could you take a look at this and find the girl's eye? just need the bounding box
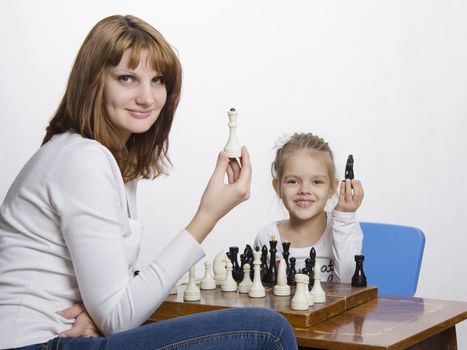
[286,179,297,184]
[118,75,135,83]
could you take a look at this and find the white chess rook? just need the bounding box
[248,250,266,298]
[200,261,216,290]
[291,274,309,311]
[273,259,291,296]
[311,262,326,303]
[184,266,201,301]
[223,108,241,158]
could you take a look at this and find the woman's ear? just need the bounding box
[272,179,280,198]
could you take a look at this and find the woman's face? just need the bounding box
[103,49,167,143]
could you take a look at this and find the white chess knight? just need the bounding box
[200,261,216,290]
[273,259,291,296]
[248,249,266,298]
[238,263,253,293]
[291,274,309,311]
[184,266,201,301]
[223,108,241,158]
[213,251,229,286]
[311,262,326,303]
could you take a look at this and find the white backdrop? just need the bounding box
[1,0,466,347]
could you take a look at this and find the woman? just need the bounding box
[0,15,297,349]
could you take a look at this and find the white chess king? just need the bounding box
[223,108,241,158]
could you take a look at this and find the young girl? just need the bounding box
[0,15,296,349]
[254,132,364,283]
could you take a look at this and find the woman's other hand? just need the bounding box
[57,303,101,337]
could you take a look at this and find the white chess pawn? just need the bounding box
[221,261,238,292]
[169,285,178,295]
[200,261,216,290]
[273,259,291,296]
[170,272,188,295]
[238,263,253,293]
[248,250,266,298]
[184,266,201,301]
[223,108,241,158]
[311,262,326,303]
[213,251,229,286]
[291,274,309,311]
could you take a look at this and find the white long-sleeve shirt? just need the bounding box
[0,132,204,348]
[254,210,362,283]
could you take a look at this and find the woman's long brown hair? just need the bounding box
[43,15,182,182]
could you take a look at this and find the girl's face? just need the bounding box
[103,49,167,143]
[274,151,334,223]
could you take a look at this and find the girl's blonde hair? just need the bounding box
[42,15,182,182]
[272,132,337,190]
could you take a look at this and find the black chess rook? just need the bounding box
[351,254,367,287]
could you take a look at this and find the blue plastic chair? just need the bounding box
[360,222,425,297]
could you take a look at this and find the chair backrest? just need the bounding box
[360,222,425,297]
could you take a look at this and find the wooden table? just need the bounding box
[293,295,467,349]
[147,284,467,349]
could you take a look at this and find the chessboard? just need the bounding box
[149,282,377,328]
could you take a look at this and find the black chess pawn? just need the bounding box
[305,258,314,289]
[238,253,246,282]
[264,238,278,284]
[260,245,268,282]
[351,255,367,287]
[309,247,316,266]
[281,241,291,274]
[287,257,297,285]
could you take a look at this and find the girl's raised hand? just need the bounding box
[186,146,252,243]
[335,179,364,212]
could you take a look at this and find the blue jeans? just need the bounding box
[14,307,297,349]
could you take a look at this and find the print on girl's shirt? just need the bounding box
[321,260,334,282]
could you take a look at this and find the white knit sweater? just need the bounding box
[0,132,204,348]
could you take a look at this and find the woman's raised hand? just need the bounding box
[187,146,252,242]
